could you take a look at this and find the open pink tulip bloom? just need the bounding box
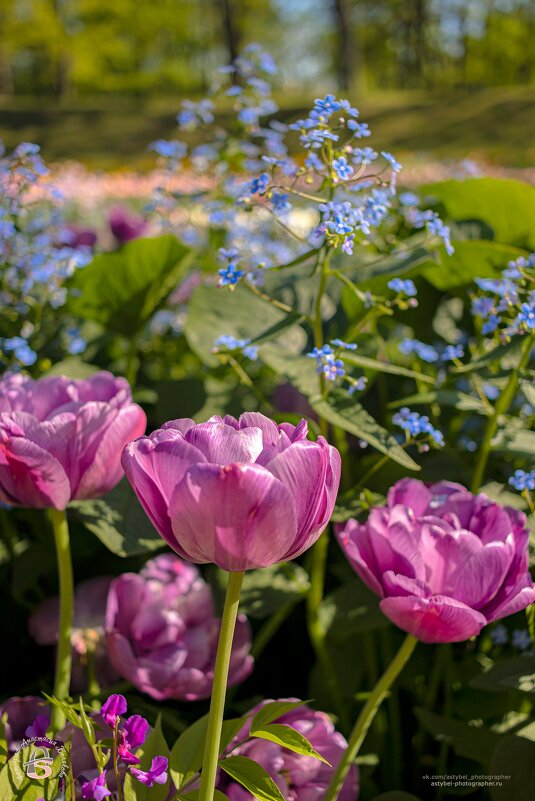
[122,413,341,571]
[337,479,535,643]
[0,371,146,509]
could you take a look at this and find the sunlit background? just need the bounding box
[1,0,534,168]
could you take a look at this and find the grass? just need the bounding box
[0,86,534,169]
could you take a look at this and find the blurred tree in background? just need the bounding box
[0,0,533,99]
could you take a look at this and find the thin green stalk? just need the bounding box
[124,336,140,387]
[471,334,534,492]
[323,634,418,801]
[113,720,125,801]
[198,571,244,801]
[48,508,74,731]
[306,248,349,729]
[380,629,402,789]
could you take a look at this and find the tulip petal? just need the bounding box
[184,422,264,464]
[74,404,146,500]
[335,521,385,597]
[446,540,513,608]
[0,437,71,509]
[122,436,206,550]
[484,576,535,622]
[380,595,487,643]
[266,441,328,539]
[168,462,298,571]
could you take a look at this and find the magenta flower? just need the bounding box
[122,413,340,571]
[81,773,111,801]
[105,553,253,700]
[0,371,146,509]
[28,576,117,692]
[108,206,147,245]
[130,756,168,787]
[337,479,535,643]
[219,700,359,801]
[118,715,149,764]
[101,694,127,727]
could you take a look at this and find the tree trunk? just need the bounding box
[219,0,240,66]
[332,0,357,91]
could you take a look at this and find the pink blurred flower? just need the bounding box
[105,553,253,700]
[108,206,147,245]
[122,413,340,571]
[57,224,98,250]
[219,700,359,801]
[0,696,50,752]
[0,371,146,509]
[28,576,117,692]
[337,478,535,643]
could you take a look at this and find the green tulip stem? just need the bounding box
[48,507,74,731]
[198,570,244,801]
[323,633,418,801]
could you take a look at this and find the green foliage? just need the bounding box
[311,389,420,471]
[170,715,245,790]
[250,723,329,763]
[218,755,286,801]
[218,563,310,619]
[68,235,191,337]
[470,657,535,694]
[70,479,165,557]
[424,179,535,249]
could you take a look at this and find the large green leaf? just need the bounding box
[251,723,329,763]
[490,735,535,801]
[342,353,434,384]
[424,178,535,249]
[311,389,420,471]
[70,478,165,557]
[421,240,525,290]
[319,578,389,639]
[218,755,286,801]
[124,716,170,801]
[250,700,308,731]
[214,562,310,619]
[68,235,191,336]
[388,389,490,415]
[185,283,306,367]
[493,428,535,458]
[414,707,501,764]
[470,657,535,694]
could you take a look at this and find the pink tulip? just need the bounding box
[0,696,50,752]
[0,371,146,509]
[337,478,535,643]
[219,700,359,801]
[105,553,253,700]
[122,413,340,571]
[108,206,147,245]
